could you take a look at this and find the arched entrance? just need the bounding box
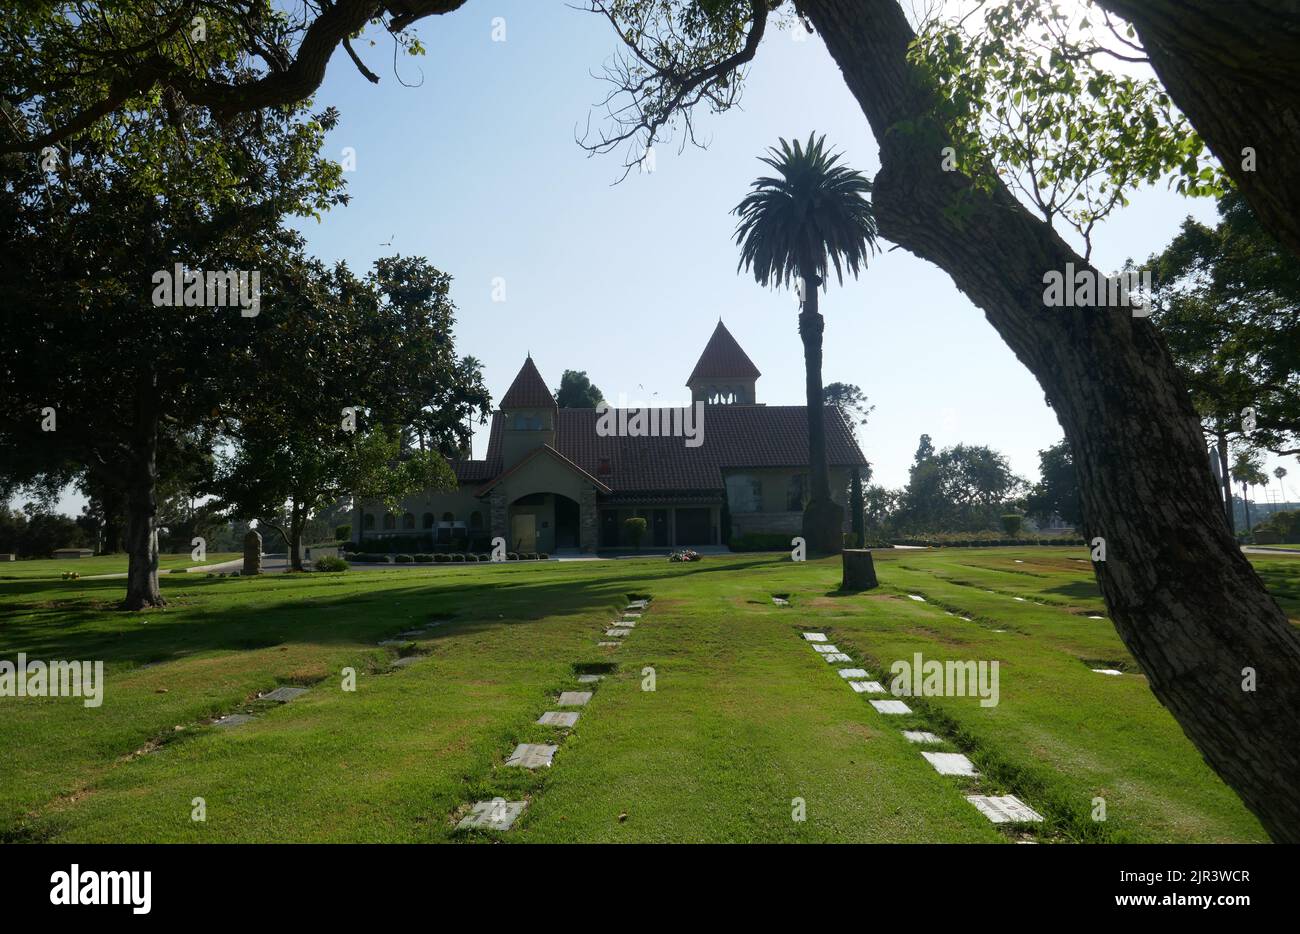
[507,492,581,553]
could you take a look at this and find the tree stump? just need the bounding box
[840,548,878,591]
[243,530,262,576]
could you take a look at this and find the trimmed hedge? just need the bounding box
[314,555,350,572]
[890,536,1087,548]
[730,533,794,552]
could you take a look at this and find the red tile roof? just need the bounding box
[687,321,762,384]
[466,404,866,493]
[500,356,556,408]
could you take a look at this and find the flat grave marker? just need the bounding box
[457,798,526,832]
[505,743,558,769]
[213,714,254,729]
[966,795,1043,824]
[870,700,912,715]
[903,730,943,744]
[850,680,886,694]
[537,711,580,727]
[838,668,869,679]
[260,686,308,703]
[922,751,979,776]
[802,632,828,642]
[557,691,592,707]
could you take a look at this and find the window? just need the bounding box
[363,514,375,530]
[725,474,763,513]
[512,414,544,430]
[441,511,455,523]
[383,513,396,530]
[422,513,434,529]
[402,513,415,530]
[469,511,483,530]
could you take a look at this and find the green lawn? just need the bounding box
[1,548,1289,843]
[0,552,240,580]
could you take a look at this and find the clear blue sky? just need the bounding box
[290,0,1227,488]
[27,0,1299,514]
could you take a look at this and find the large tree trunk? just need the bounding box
[800,0,1300,841]
[799,275,843,554]
[1095,0,1300,260]
[123,404,163,610]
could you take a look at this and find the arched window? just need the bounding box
[469,511,483,530]
[363,514,375,530]
[441,511,455,523]
[402,513,415,530]
[422,513,434,529]
[383,513,396,530]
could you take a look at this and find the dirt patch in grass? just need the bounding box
[901,625,973,646]
[807,593,897,609]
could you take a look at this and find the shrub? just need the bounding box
[315,555,350,572]
[395,554,414,564]
[334,524,352,544]
[538,553,550,560]
[623,517,648,551]
[1000,514,1023,537]
[451,553,465,562]
[507,552,519,561]
[434,553,450,563]
[414,553,433,563]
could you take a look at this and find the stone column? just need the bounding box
[242,529,262,576]
[489,488,508,546]
[579,486,598,552]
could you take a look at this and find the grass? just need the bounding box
[0,547,1291,843]
[0,552,240,580]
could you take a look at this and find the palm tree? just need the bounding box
[1275,466,1289,506]
[1232,450,1268,538]
[732,134,879,554]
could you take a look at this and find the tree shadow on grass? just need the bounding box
[0,557,778,667]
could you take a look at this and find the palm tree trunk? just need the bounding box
[798,274,843,553]
[1216,424,1233,533]
[801,0,1300,840]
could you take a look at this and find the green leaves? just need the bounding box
[732,132,879,290]
[908,0,1229,252]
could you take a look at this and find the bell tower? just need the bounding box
[686,321,761,404]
